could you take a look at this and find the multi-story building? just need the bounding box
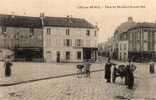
[115,17,156,62]
[42,16,98,62]
[113,17,136,60]
[118,40,128,61]
[0,14,43,61]
[0,14,98,62]
[98,36,114,59]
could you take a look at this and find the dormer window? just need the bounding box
[86,30,90,36]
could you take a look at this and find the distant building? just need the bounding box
[113,17,136,60]
[118,40,128,61]
[98,36,114,59]
[0,14,98,62]
[0,14,43,61]
[114,17,156,62]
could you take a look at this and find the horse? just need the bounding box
[112,64,136,84]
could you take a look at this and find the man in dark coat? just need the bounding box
[149,60,155,74]
[125,60,134,89]
[105,58,112,83]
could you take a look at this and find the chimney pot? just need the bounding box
[128,17,133,22]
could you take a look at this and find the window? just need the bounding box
[129,33,132,41]
[144,42,148,51]
[67,39,70,46]
[66,29,70,35]
[2,26,6,33]
[75,39,83,47]
[64,39,72,46]
[86,30,90,36]
[143,32,148,41]
[77,51,81,60]
[66,51,70,60]
[124,44,127,51]
[120,44,122,51]
[47,28,51,35]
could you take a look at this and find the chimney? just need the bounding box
[11,11,15,18]
[40,12,45,19]
[40,12,45,27]
[128,17,133,22]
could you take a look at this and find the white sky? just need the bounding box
[0,0,156,43]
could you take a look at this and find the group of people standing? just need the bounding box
[104,58,135,89]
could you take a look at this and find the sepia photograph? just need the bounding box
[0,0,156,100]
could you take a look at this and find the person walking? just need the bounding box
[149,60,155,74]
[4,56,13,77]
[125,59,134,89]
[105,57,112,83]
[84,59,91,78]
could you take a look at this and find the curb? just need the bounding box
[0,69,104,87]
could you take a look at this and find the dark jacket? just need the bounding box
[105,63,112,79]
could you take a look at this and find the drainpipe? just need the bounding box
[40,12,45,62]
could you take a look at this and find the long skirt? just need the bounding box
[150,65,155,74]
[5,67,11,77]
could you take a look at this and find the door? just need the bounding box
[57,51,60,63]
[83,48,91,60]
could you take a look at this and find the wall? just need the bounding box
[43,26,97,62]
[118,40,128,61]
[0,26,43,49]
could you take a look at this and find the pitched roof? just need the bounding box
[115,19,136,35]
[0,14,95,29]
[44,16,95,28]
[0,14,42,28]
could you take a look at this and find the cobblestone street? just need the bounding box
[0,62,156,100]
[0,71,135,100]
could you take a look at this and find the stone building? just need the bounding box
[0,14,98,62]
[113,17,136,60]
[42,16,98,62]
[0,14,43,61]
[115,17,156,62]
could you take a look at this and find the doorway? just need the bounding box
[83,48,91,60]
[57,51,60,63]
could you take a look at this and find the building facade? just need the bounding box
[118,40,128,61]
[43,16,98,62]
[116,19,156,62]
[0,14,98,62]
[0,15,43,61]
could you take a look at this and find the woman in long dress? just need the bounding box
[4,58,12,77]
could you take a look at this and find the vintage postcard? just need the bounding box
[0,0,155,100]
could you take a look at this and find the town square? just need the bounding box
[0,0,156,100]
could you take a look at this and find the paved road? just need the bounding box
[0,62,156,100]
[132,63,156,100]
[0,71,134,100]
[0,62,103,85]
